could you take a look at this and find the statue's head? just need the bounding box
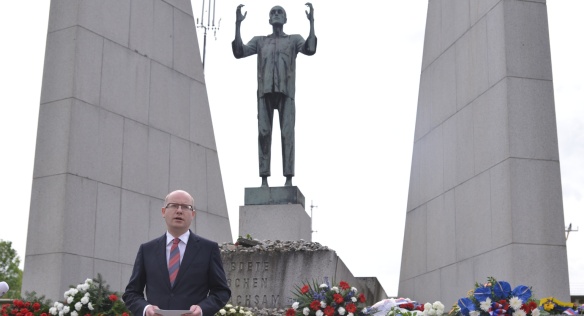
[269,6,287,26]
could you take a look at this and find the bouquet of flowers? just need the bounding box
[539,297,576,315]
[363,298,444,316]
[2,299,49,316]
[48,274,129,316]
[214,304,253,316]
[456,277,538,316]
[1,292,52,316]
[287,279,367,316]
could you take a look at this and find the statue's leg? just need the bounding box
[258,96,274,178]
[279,96,295,179]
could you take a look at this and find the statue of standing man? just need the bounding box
[232,3,317,188]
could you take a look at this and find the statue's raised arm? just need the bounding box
[233,4,247,58]
[304,3,316,55]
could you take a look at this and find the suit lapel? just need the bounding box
[173,231,201,288]
[155,234,171,289]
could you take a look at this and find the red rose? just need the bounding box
[123,313,130,316]
[108,294,118,302]
[334,294,344,304]
[286,308,296,316]
[323,306,335,316]
[310,301,321,311]
[25,312,33,316]
[339,281,350,290]
[32,304,40,312]
[40,313,48,316]
[358,293,366,303]
[301,285,310,294]
[346,303,357,313]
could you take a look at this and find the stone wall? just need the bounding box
[220,240,387,309]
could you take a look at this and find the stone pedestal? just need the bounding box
[221,246,384,309]
[239,186,311,241]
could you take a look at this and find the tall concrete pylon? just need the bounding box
[399,0,570,304]
[23,0,231,300]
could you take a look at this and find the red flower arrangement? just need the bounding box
[1,299,49,316]
[288,279,368,316]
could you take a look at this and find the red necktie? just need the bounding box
[168,238,180,286]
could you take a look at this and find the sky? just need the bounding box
[0,1,582,297]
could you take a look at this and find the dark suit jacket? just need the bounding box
[123,231,231,316]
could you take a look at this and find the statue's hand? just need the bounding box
[305,2,314,21]
[236,4,247,23]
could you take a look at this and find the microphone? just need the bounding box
[0,281,8,297]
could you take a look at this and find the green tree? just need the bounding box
[0,239,23,298]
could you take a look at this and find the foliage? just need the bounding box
[214,304,253,316]
[0,240,23,298]
[456,277,539,316]
[48,274,129,316]
[287,278,367,316]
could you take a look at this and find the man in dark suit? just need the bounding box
[123,190,231,316]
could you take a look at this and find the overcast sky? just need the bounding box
[0,1,582,297]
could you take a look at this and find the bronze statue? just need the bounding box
[232,3,317,188]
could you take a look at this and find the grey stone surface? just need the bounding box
[245,186,306,208]
[356,277,387,305]
[147,128,171,198]
[419,126,443,203]
[440,0,470,53]
[472,79,509,173]
[239,205,311,242]
[508,159,565,245]
[190,80,217,150]
[24,0,232,300]
[94,183,122,262]
[426,192,456,271]
[174,7,204,82]
[455,17,489,110]
[101,40,151,124]
[400,0,570,304]
[508,78,559,160]
[121,119,149,194]
[486,2,506,86]
[469,0,499,25]
[489,160,513,248]
[504,0,552,80]
[47,0,79,33]
[196,211,233,243]
[399,204,426,280]
[40,27,104,105]
[207,149,229,217]
[454,171,491,261]
[32,100,72,178]
[191,144,209,212]
[78,0,131,46]
[119,190,151,264]
[149,62,191,140]
[219,241,384,308]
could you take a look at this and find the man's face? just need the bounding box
[269,6,287,25]
[162,190,195,235]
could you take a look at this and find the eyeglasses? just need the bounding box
[165,203,194,211]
